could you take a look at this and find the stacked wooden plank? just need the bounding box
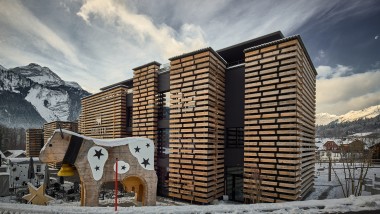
[297,39,317,198]
[132,62,159,141]
[243,36,316,203]
[168,48,226,204]
[132,62,160,178]
[80,86,129,138]
[43,121,78,168]
[78,114,83,134]
[25,129,43,157]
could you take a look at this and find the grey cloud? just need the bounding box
[317,70,380,115]
[0,0,379,100]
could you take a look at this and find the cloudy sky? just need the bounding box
[0,0,379,115]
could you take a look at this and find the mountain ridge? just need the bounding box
[316,105,380,126]
[0,63,90,128]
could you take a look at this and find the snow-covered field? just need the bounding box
[305,162,380,200]
[1,163,380,213]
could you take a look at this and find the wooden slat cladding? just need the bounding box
[168,49,226,204]
[243,38,316,203]
[132,62,160,175]
[132,62,159,141]
[26,129,43,157]
[80,86,129,138]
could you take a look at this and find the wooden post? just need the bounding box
[115,158,118,211]
[80,180,84,206]
[328,154,332,182]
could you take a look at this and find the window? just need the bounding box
[158,92,170,120]
[36,165,41,172]
[157,128,170,157]
[126,107,133,127]
[226,127,244,148]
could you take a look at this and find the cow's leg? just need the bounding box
[83,182,100,207]
[145,173,157,206]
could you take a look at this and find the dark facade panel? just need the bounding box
[217,31,284,65]
[158,71,170,92]
[225,65,245,128]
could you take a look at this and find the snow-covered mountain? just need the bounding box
[316,105,380,126]
[316,113,339,126]
[0,63,90,128]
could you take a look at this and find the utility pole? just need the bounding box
[328,151,332,182]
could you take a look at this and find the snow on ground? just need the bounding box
[0,195,380,213]
[1,163,380,213]
[305,163,380,200]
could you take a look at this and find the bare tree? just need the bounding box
[245,165,262,203]
[332,141,373,197]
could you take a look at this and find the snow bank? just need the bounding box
[0,195,379,214]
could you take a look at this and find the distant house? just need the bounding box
[7,158,46,188]
[341,140,365,153]
[3,150,26,159]
[369,142,380,161]
[0,151,5,165]
[349,140,365,152]
[0,151,5,159]
[323,141,340,151]
[318,140,341,162]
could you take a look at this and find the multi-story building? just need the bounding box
[25,129,44,157]
[79,31,316,204]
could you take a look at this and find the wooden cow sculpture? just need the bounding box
[39,129,157,206]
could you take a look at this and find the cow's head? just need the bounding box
[39,130,71,163]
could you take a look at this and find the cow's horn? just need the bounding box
[58,122,64,139]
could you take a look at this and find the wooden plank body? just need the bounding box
[43,121,78,168]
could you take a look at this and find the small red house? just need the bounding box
[323,141,340,151]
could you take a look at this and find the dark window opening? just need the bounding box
[126,107,133,127]
[158,92,170,120]
[226,127,244,148]
[157,128,169,158]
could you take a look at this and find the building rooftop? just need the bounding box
[244,34,317,75]
[217,31,284,66]
[100,78,133,91]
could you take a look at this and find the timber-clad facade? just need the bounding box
[79,31,316,204]
[243,36,316,202]
[168,48,226,203]
[80,86,129,138]
[26,128,44,157]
